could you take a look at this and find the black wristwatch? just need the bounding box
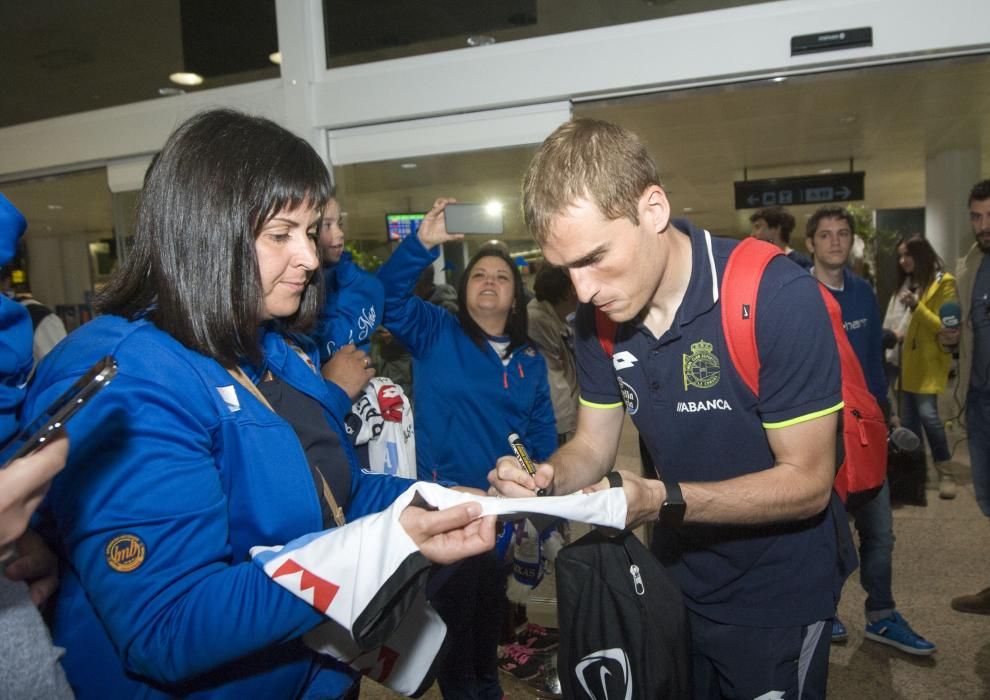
[659,481,686,527]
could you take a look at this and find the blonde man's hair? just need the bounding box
[522,118,662,244]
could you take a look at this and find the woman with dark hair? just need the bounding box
[378,198,557,699]
[882,237,917,383]
[17,110,495,699]
[894,237,959,498]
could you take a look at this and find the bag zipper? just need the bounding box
[630,563,645,595]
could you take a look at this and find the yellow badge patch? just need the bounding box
[682,339,720,391]
[105,534,146,573]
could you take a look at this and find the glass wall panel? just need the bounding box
[323,0,777,68]
[573,55,990,241]
[334,54,990,311]
[0,0,279,128]
[2,169,114,329]
[332,145,540,278]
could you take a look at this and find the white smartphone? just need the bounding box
[444,203,504,235]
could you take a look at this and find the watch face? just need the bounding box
[661,500,686,527]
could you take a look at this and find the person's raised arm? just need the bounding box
[377,197,464,356]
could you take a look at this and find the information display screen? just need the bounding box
[386,212,425,242]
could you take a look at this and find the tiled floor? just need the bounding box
[362,419,990,698]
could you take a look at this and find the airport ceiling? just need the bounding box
[2,0,989,249]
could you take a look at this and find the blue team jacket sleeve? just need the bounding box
[0,296,31,444]
[33,368,325,685]
[377,235,450,356]
[348,471,419,516]
[312,253,385,362]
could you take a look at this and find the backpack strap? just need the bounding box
[25,302,53,330]
[594,307,618,359]
[719,238,784,397]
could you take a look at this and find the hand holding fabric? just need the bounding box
[320,343,374,400]
[399,501,496,565]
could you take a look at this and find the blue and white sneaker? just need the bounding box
[831,618,848,643]
[864,611,936,656]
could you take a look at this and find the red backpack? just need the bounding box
[596,237,887,502]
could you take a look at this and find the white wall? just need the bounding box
[0,0,987,177]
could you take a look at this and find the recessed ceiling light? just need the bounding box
[158,87,185,97]
[818,168,833,174]
[838,114,857,124]
[485,200,503,216]
[466,35,496,47]
[770,76,787,83]
[400,162,418,170]
[46,204,63,210]
[269,51,282,65]
[169,72,204,86]
[682,206,694,213]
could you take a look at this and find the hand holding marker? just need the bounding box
[507,432,547,496]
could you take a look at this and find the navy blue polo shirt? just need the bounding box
[575,221,846,627]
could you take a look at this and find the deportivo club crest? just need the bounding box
[682,339,720,390]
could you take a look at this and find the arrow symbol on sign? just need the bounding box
[836,186,851,199]
[747,194,760,206]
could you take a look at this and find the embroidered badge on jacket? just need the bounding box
[105,534,146,572]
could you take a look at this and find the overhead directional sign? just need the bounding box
[734,172,864,210]
[791,27,873,55]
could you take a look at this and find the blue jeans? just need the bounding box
[899,392,951,463]
[966,385,990,517]
[848,480,895,617]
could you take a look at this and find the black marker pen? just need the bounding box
[507,432,547,496]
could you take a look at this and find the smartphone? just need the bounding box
[1,355,118,467]
[444,203,504,235]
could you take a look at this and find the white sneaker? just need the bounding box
[939,474,957,500]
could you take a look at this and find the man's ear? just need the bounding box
[805,236,815,255]
[641,185,670,235]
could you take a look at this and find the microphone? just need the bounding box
[889,426,921,454]
[940,301,961,329]
[939,300,961,355]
